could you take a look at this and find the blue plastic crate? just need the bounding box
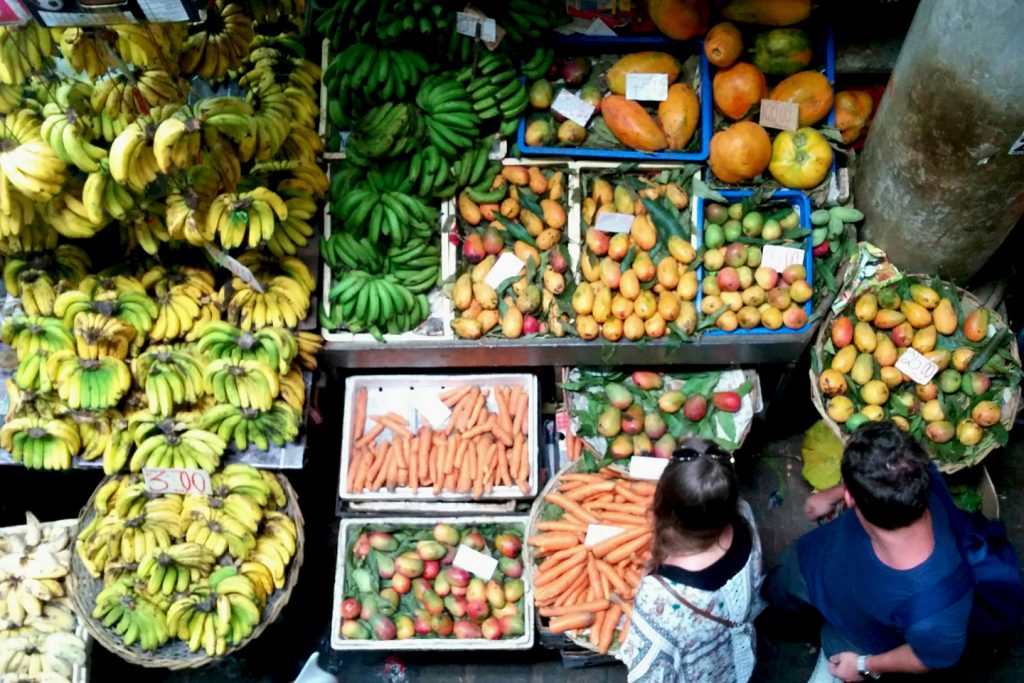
[516,36,712,161]
[695,189,813,336]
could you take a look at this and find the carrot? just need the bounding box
[536,561,586,603]
[566,480,617,501]
[346,450,362,491]
[560,579,589,608]
[625,569,642,588]
[467,391,488,428]
[604,532,653,565]
[547,611,594,634]
[397,467,408,487]
[354,423,384,449]
[536,521,586,533]
[590,526,648,560]
[515,433,530,489]
[540,599,611,618]
[491,421,514,447]
[385,446,399,491]
[598,512,650,527]
[534,552,586,588]
[444,472,458,491]
[598,604,622,654]
[528,532,579,550]
[514,390,530,435]
[376,416,412,439]
[494,442,510,487]
[454,437,470,470]
[351,388,367,441]
[536,544,586,572]
[589,608,605,647]
[369,448,389,491]
[630,481,657,496]
[600,569,611,600]
[496,388,514,436]
[615,481,652,505]
[559,473,608,483]
[545,493,600,524]
[588,502,650,516]
[439,385,472,405]
[352,449,371,492]
[418,426,431,471]
[459,418,494,440]
[595,559,631,597]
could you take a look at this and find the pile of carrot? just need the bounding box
[528,467,656,654]
[563,429,585,462]
[346,384,532,497]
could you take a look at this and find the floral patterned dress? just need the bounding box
[619,501,765,683]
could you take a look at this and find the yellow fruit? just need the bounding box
[900,300,932,329]
[860,380,890,406]
[716,310,739,332]
[933,298,958,335]
[623,314,646,340]
[502,307,524,338]
[873,335,898,367]
[572,283,595,315]
[818,369,847,397]
[592,286,612,323]
[854,293,877,322]
[645,313,667,338]
[891,415,910,431]
[658,292,681,321]
[471,255,496,283]
[827,396,855,422]
[611,294,634,320]
[677,270,698,300]
[951,347,974,373]
[575,315,599,340]
[861,405,886,421]
[472,282,498,309]
[602,318,623,341]
[452,318,483,339]
[853,322,876,352]
[956,419,983,446]
[921,399,944,423]
[910,284,940,309]
[453,273,473,310]
[667,235,696,264]
[634,290,658,320]
[911,325,937,353]
[879,366,904,389]
[478,309,500,333]
[632,252,656,282]
[619,269,641,300]
[850,352,875,385]
[657,256,680,289]
[677,301,697,334]
[831,346,857,373]
[580,252,601,283]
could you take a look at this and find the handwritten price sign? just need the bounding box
[143,468,212,496]
[894,348,940,385]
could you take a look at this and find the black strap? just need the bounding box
[654,574,740,628]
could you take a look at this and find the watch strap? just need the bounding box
[857,655,881,680]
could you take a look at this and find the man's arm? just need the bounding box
[805,483,846,521]
[829,645,930,681]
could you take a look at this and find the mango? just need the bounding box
[860,380,889,406]
[500,615,526,637]
[572,283,594,316]
[611,293,634,320]
[633,252,657,282]
[831,316,853,348]
[956,419,983,446]
[453,620,482,639]
[501,306,523,338]
[517,285,541,313]
[536,228,561,252]
[910,284,940,309]
[657,256,681,289]
[593,286,612,323]
[624,314,646,341]
[737,305,761,329]
[874,310,906,330]
[938,369,962,394]
[915,382,939,402]
[880,366,904,389]
[665,183,689,210]
[850,352,874,385]
[621,404,646,435]
[861,405,886,422]
[619,269,641,300]
[972,400,1002,427]
[658,390,686,414]
[760,306,783,330]
[961,372,991,397]
[597,406,622,437]
[718,310,740,331]
[396,554,425,578]
[470,255,495,284]
[921,399,945,423]
[721,291,743,312]
[827,395,855,422]
[604,383,634,410]
[472,282,498,310]
[683,394,708,421]
[453,273,473,311]
[877,288,901,310]
[853,322,877,353]
[484,580,506,610]
[645,312,668,337]
[818,369,847,397]
[658,291,682,321]
[667,235,696,264]
[831,345,858,374]
[900,300,932,329]
[341,620,371,640]
[521,209,544,237]
[891,415,911,431]
[601,258,623,290]
[459,192,482,225]
[933,298,958,335]
[926,420,955,444]
[498,557,523,580]
[963,308,989,342]
[607,52,682,95]
[634,290,658,320]
[513,240,540,266]
[893,391,920,415]
[873,335,898,367]
[677,301,698,333]
[722,0,812,26]
[854,293,877,322]
[891,321,914,348]
[609,434,635,458]
[417,540,447,561]
[543,268,565,295]
[845,413,870,433]
[924,349,951,371]
[433,523,460,546]
[601,96,669,152]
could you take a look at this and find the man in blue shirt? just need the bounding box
[764,421,971,681]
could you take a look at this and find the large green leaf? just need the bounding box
[801,420,844,490]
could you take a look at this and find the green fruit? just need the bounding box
[723,219,743,242]
[704,223,725,249]
[704,203,727,225]
[753,28,813,76]
[741,211,764,236]
[845,413,870,433]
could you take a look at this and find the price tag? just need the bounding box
[551,90,596,128]
[456,11,480,37]
[143,468,213,496]
[478,17,497,42]
[205,245,265,293]
[415,395,451,429]
[452,544,498,580]
[1009,129,1024,156]
[895,348,940,385]
[626,73,669,102]
[584,18,617,36]
[0,1,29,26]
[759,99,800,131]
[483,252,526,290]
[760,245,806,274]
[585,524,626,547]
[595,212,635,234]
[629,455,670,481]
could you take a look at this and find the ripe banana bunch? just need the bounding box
[101,416,133,475]
[249,512,297,591]
[91,576,170,651]
[0,219,57,256]
[0,191,35,238]
[240,83,293,162]
[128,420,225,472]
[0,630,87,680]
[199,401,300,452]
[122,204,171,256]
[55,288,158,342]
[184,508,256,560]
[91,67,183,129]
[40,104,108,174]
[45,351,131,411]
[150,290,203,343]
[137,543,215,597]
[207,187,287,250]
[194,96,254,146]
[0,110,68,208]
[4,380,64,423]
[57,28,108,79]
[94,167,135,221]
[209,463,280,508]
[252,160,328,200]
[141,264,216,298]
[153,115,203,174]
[202,359,279,411]
[112,23,185,68]
[294,332,321,371]
[131,346,206,415]
[266,195,316,258]
[73,311,137,361]
[278,123,324,165]
[196,322,297,374]
[79,274,146,298]
[108,124,159,194]
[167,568,259,655]
[278,367,305,415]
[40,184,108,240]
[0,83,19,115]
[223,274,311,331]
[0,417,80,470]
[0,24,55,86]
[3,269,56,317]
[13,350,52,393]
[2,317,74,360]
[181,1,255,80]
[73,410,116,462]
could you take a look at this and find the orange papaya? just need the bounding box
[704,22,743,68]
[712,62,767,121]
[648,0,709,41]
[709,121,771,184]
[770,71,833,127]
[658,83,700,150]
[601,96,668,152]
[607,52,681,96]
[722,0,812,26]
[835,90,874,143]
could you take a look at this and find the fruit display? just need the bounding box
[333,518,532,648]
[521,47,708,158]
[561,368,758,459]
[696,193,812,333]
[576,169,697,342]
[526,461,655,654]
[72,464,302,659]
[341,376,537,500]
[834,90,874,144]
[705,13,835,189]
[451,165,573,339]
[0,513,89,682]
[812,276,1021,468]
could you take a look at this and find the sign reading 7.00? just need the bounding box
[143,468,212,496]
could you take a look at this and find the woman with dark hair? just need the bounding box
[619,437,765,682]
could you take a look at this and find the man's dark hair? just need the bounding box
[841,421,932,530]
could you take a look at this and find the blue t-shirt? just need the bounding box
[796,469,972,668]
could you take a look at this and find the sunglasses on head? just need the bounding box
[670,446,735,465]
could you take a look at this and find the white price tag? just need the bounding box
[483,252,526,290]
[554,17,593,35]
[456,11,480,37]
[478,17,497,42]
[759,99,800,131]
[626,73,669,102]
[629,455,670,481]
[585,524,626,547]
[595,212,635,234]
[452,545,498,580]
[143,468,213,496]
[415,396,451,429]
[760,245,806,274]
[205,245,265,293]
[895,348,940,385]
[551,90,596,128]
[584,18,617,36]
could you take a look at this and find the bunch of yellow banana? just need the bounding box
[0,192,34,237]
[122,205,171,256]
[181,2,255,81]
[239,83,292,162]
[5,379,65,423]
[131,345,206,415]
[219,252,314,331]
[3,247,90,318]
[73,311,137,360]
[0,221,57,256]
[278,124,325,165]
[195,321,297,373]
[150,290,203,342]
[108,123,159,193]
[244,0,306,29]
[79,273,146,298]
[45,350,131,411]
[13,350,52,393]
[112,23,185,68]
[57,28,109,79]
[253,160,328,200]
[0,416,80,470]
[166,569,258,656]
[0,24,55,85]
[0,83,20,114]
[55,288,157,341]
[195,95,255,143]
[1,316,74,360]
[295,331,322,370]
[0,110,67,208]
[40,103,107,174]
[267,195,316,257]
[40,183,108,239]
[74,409,117,461]
[137,543,216,597]
[202,358,279,411]
[278,365,306,413]
[153,115,203,174]
[101,416,133,474]
[91,67,184,127]
[210,463,284,509]
[187,296,223,343]
[127,418,225,471]
[92,167,134,221]
[90,576,170,650]
[207,186,287,250]
[183,508,256,559]
[199,400,300,452]
[141,264,216,298]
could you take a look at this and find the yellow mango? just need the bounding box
[633,252,657,282]
[458,192,482,225]
[501,307,524,338]
[911,325,937,353]
[933,298,958,335]
[527,167,549,195]
[572,283,595,315]
[472,282,498,309]
[677,301,697,334]
[592,285,612,323]
[634,290,658,320]
[854,293,877,322]
[677,270,698,300]
[873,335,898,367]
[541,199,566,230]
[921,399,945,423]
[657,256,680,289]
[478,309,500,334]
[591,179,613,205]
[452,273,473,310]
[582,197,597,226]
[879,366,904,389]
[535,228,561,252]
[623,314,646,341]
[521,209,544,237]
[861,405,886,421]
[613,184,634,214]
[860,380,890,406]
[851,352,875,385]
[658,292,681,321]
[827,396,855,423]
[924,349,951,371]
[831,345,858,374]
[645,312,668,338]
[575,315,599,340]
[853,322,876,352]
[471,255,496,283]
[873,310,906,330]
[514,241,540,266]
[910,284,940,309]
[452,317,482,339]
[818,369,847,397]
[900,300,933,329]
[667,235,696,264]
[619,269,641,300]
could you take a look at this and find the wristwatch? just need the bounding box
[857,655,881,680]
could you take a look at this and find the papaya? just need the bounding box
[607,52,681,96]
[722,0,812,26]
[704,22,743,68]
[648,0,709,41]
[770,71,834,127]
[709,121,771,184]
[713,62,767,121]
[658,83,700,150]
[769,128,832,189]
[753,29,813,76]
[835,90,873,143]
[601,96,668,152]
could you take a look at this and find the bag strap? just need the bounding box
[889,560,973,630]
[653,574,740,629]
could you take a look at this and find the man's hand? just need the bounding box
[805,490,841,521]
[829,652,864,682]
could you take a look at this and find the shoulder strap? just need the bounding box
[654,574,740,629]
[889,561,973,631]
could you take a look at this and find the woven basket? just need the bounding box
[809,275,1021,474]
[67,473,305,670]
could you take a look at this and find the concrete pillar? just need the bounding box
[855,0,1024,283]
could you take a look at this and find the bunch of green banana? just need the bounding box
[474,0,565,46]
[416,74,481,160]
[73,311,138,360]
[316,0,456,47]
[127,419,226,472]
[207,187,288,250]
[200,401,300,452]
[321,231,386,274]
[0,416,80,470]
[45,350,131,411]
[331,159,439,243]
[91,576,170,651]
[137,543,217,597]
[1,316,75,360]
[449,138,501,193]
[386,237,443,294]
[196,322,297,374]
[41,103,108,174]
[321,269,432,340]
[0,24,56,85]
[13,350,52,393]
[407,144,457,199]
[0,109,68,205]
[54,288,158,342]
[323,44,430,129]
[522,46,557,80]
[203,359,280,411]
[455,52,529,136]
[345,102,424,167]
[130,346,206,416]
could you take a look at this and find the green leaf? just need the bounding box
[716,412,737,442]
[801,420,844,490]
[734,380,753,397]
[495,215,537,247]
[643,197,687,240]
[690,176,727,203]
[517,187,544,220]
[697,305,729,331]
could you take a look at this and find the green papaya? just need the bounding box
[753,29,813,76]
